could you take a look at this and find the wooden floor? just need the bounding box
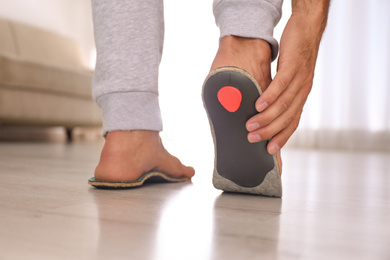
[0,138,389,260]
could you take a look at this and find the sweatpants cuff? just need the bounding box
[214,0,282,61]
[96,92,163,136]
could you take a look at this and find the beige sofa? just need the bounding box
[0,18,101,140]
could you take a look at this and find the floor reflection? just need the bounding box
[91,181,284,259]
[91,183,194,260]
[154,184,218,260]
[212,193,282,259]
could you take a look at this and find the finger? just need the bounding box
[247,81,298,131]
[276,150,282,174]
[248,104,299,142]
[255,69,295,112]
[247,87,307,142]
[267,110,302,154]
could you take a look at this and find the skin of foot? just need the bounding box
[210,35,282,173]
[94,130,195,182]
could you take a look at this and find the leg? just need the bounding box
[65,128,73,142]
[91,0,194,182]
[202,0,283,196]
[211,0,283,173]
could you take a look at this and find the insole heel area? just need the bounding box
[203,69,274,187]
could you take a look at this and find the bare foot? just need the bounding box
[210,35,282,173]
[95,131,195,182]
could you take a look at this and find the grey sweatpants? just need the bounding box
[91,0,283,136]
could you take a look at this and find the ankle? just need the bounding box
[212,36,272,90]
[100,131,158,159]
[219,36,271,61]
[95,130,161,182]
[105,130,159,143]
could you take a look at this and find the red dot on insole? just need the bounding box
[217,86,242,113]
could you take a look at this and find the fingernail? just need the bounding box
[256,102,268,112]
[247,122,260,132]
[248,134,261,143]
[268,144,280,154]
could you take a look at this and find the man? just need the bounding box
[88,0,330,196]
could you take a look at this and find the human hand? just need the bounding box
[246,12,328,154]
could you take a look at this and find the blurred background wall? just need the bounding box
[286,0,390,151]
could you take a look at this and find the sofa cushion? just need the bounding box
[11,20,88,70]
[0,17,94,100]
[0,87,101,127]
[0,56,92,99]
[0,19,17,58]
[0,18,101,128]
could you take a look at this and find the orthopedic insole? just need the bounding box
[88,172,190,189]
[202,67,282,197]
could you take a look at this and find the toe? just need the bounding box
[156,151,195,179]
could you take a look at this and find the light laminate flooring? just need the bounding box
[0,139,389,260]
